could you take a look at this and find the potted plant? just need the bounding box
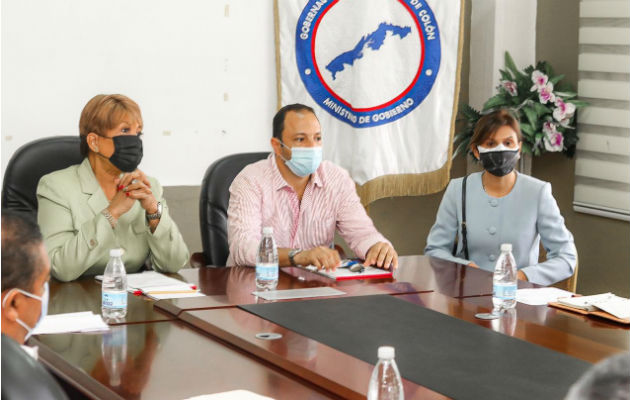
[454,52,588,161]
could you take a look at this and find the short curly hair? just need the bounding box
[78,94,143,157]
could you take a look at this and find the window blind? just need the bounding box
[574,0,630,221]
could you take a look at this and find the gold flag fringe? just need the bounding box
[355,162,452,207]
[356,0,466,206]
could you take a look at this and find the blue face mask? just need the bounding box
[279,142,323,177]
[2,282,49,341]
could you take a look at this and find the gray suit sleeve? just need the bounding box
[424,180,471,266]
[519,183,576,286]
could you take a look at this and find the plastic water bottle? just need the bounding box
[256,227,279,290]
[102,248,128,320]
[101,325,127,386]
[367,346,404,400]
[492,243,517,311]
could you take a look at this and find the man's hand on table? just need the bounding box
[294,246,342,271]
[364,242,398,270]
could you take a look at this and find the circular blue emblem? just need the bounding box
[296,0,441,128]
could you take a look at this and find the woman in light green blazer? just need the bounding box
[37,94,189,282]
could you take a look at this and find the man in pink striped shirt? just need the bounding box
[226,104,398,270]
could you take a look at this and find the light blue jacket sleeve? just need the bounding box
[424,180,471,266]
[519,183,576,285]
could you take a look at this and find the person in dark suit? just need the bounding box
[1,210,68,400]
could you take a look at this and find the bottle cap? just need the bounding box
[262,227,273,235]
[500,243,512,252]
[109,248,124,257]
[377,346,395,359]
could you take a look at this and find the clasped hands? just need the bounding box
[107,169,158,219]
[294,242,398,271]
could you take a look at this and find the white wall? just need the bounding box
[467,0,536,173]
[468,0,537,109]
[1,0,276,186]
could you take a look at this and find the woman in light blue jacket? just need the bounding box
[425,110,576,286]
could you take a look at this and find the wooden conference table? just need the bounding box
[31,256,629,400]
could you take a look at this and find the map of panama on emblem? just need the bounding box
[296,0,441,128]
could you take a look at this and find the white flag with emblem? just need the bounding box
[276,0,464,204]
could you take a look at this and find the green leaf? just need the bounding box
[555,91,576,98]
[555,81,574,92]
[543,62,555,78]
[520,123,535,136]
[533,102,551,116]
[504,52,526,79]
[550,74,565,85]
[521,142,532,154]
[499,69,512,81]
[453,141,470,158]
[483,95,509,111]
[523,107,539,129]
[460,103,481,120]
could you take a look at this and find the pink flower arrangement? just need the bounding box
[455,52,588,158]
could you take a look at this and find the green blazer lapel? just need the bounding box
[78,158,109,216]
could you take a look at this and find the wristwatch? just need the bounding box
[146,202,162,221]
[288,249,302,266]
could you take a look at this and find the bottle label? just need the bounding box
[256,263,278,281]
[102,292,128,309]
[493,283,517,300]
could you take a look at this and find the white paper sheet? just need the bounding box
[184,390,274,400]
[515,287,575,306]
[301,264,393,281]
[557,293,614,311]
[252,287,346,301]
[33,312,109,335]
[97,271,199,299]
[592,296,630,320]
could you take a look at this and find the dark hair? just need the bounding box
[272,104,317,140]
[1,211,45,292]
[470,109,522,149]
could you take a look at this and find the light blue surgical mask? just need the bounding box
[2,282,49,341]
[279,142,323,177]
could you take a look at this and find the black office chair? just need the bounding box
[193,152,269,267]
[2,136,83,218]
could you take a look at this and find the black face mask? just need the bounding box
[108,135,143,172]
[478,150,519,177]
